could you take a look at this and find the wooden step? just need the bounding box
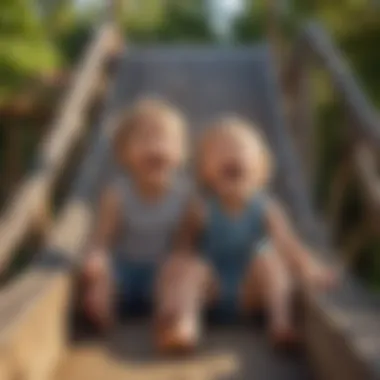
[55,322,311,380]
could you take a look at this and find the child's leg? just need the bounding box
[81,252,115,331]
[241,246,297,346]
[155,253,217,353]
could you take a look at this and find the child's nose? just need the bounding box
[149,141,169,156]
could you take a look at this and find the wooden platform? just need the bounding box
[56,322,312,380]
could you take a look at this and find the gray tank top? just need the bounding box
[112,174,190,262]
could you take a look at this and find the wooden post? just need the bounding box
[326,158,351,242]
[291,54,316,191]
[354,142,380,235]
[0,24,119,274]
[5,122,23,194]
[266,0,283,72]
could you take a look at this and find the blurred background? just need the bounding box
[1,0,379,289]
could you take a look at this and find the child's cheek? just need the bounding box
[126,148,144,172]
[206,161,220,190]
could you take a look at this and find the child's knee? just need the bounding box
[157,254,211,307]
[246,250,292,298]
[264,266,293,307]
[271,256,293,294]
[161,254,205,280]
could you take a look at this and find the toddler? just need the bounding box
[156,116,335,351]
[82,97,190,331]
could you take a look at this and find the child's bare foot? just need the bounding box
[155,285,202,353]
[303,262,338,292]
[155,255,209,353]
[156,312,199,354]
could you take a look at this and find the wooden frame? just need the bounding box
[0,23,120,273]
[0,1,123,376]
[0,91,122,380]
[284,22,380,254]
[282,21,380,380]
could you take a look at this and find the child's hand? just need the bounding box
[83,248,109,281]
[302,260,338,292]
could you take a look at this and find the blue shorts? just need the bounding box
[207,239,270,324]
[113,259,156,316]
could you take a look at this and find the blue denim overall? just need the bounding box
[201,193,268,322]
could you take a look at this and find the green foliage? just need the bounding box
[339,20,380,106]
[42,0,96,67]
[0,0,218,101]
[233,0,265,42]
[0,0,60,101]
[55,19,92,66]
[123,0,214,43]
[234,11,266,43]
[155,2,213,43]
[355,237,380,290]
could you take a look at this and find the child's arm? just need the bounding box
[265,197,335,288]
[91,185,121,253]
[173,196,205,253]
[82,185,121,279]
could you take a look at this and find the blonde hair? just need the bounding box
[113,96,187,161]
[199,116,274,190]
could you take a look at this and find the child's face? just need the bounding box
[120,113,185,186]
[202,127,260,200]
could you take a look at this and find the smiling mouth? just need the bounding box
[144,155,168,171]
[221,162,244,181]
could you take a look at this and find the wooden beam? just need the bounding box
[0,23,121,274]
[342,222,369,269]
[4,123,23,195]
[326,158,352,240]
[354,144,380,212]
[302,22,380,149]
[353,144,380,235]
[284,22,380,150]
[290,52,316,188]
[266,0,283,71]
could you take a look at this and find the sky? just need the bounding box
[221,0,244,13]
[208,0,244,39]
